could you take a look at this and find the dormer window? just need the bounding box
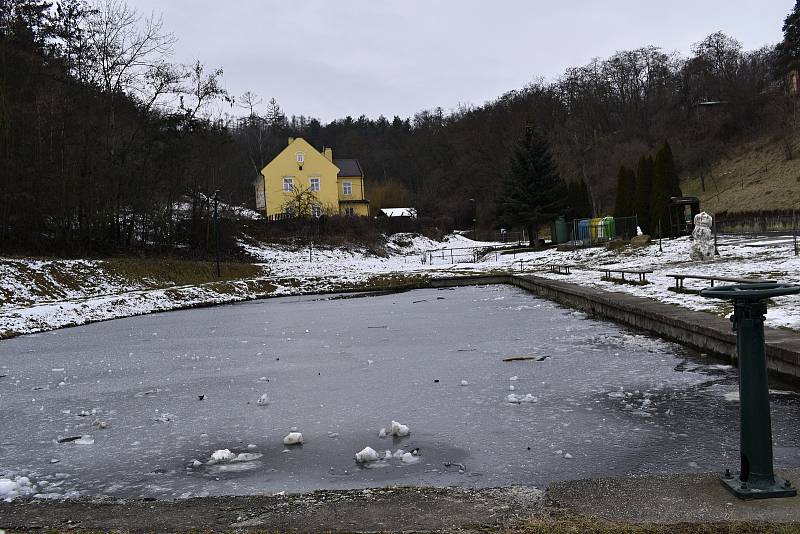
[296,152,305,164]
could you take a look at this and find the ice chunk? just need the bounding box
[283,432,303,445]
[0,476,36,502]
[460,380,469,386]
[209,449,236,464]
[390,420,410,437]
[510,376,518,381]
[154,413,173,423]
[564,453,573,459]
[505,393,538,404]
[509,385,515,391]
[256,394,269,406]
[401,452,420,464]
[392,449,406,458]
[354,446,380,463]
[74,435,94,445]
[378,428,387,438]
[384,450,393,460]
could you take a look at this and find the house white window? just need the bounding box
[296,152,305,164]
[345,207,355,216]
[342,181,352,196]
[309,177,320,192]
[312,205,322,218]
[283,177,294,192]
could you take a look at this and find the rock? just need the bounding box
[630,235,651,247]
[606,239,627,250]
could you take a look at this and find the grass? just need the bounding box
[505,516,800,533]
[101,258,263,288]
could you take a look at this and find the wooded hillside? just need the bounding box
[2,0,799,256]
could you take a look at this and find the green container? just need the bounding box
[551,216,569,244]
[602,216,616,240]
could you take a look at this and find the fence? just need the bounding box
[714,211,798,236]
[563,215,639,248]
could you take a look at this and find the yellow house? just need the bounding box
[255,137,370,218]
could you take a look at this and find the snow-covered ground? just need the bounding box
[2,232,800,338]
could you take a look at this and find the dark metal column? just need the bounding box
[701,283,800,500]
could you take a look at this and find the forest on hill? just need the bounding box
[2,0,799,255]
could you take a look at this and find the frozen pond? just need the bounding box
[1,285,800,499]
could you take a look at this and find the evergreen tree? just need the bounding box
[776,1,800,78]
[650,141,680,237]
[496,126,567,245]
[634,155,654,234]
[613,165,636,217]
[566,180,592,220]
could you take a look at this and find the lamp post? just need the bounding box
[700,283,800,499]
[213,190,221,278]
[469,198,476,240]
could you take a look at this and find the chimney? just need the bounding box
[323,147,333,161]
[288,137,295,145]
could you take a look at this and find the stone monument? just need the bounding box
[690,211,714,261]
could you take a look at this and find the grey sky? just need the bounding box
[131,0,791,122]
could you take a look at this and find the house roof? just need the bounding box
[334,158,363,177]
[380,208,417,218]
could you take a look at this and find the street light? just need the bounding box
[469,198,476,240]
[213,189,221,278]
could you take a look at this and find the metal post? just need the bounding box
[714,214,720,256]
[658,220,663,253]
[793,210,797,256]
[701,283,800,500]
[213,190,221,278]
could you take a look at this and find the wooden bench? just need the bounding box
[665,273,777,291]
[599,267,653,284]
[548,264,573,275]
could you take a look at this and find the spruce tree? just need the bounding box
[497,127,568,245]
[567,180,592,220]
[613,165,636,217]
[776,1,800,78]
[650,141,680,237]
[634,155,654,234]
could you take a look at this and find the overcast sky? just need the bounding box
[130,0,792,123]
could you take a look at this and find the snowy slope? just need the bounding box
[2,233,800,338]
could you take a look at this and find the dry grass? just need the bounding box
[101,259,263,288]
[504,516,800,534]
[681,137,800,215]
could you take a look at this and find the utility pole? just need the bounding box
[213,190,221,278]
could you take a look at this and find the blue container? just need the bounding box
[578,219,591,241]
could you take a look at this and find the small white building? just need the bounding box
[379,208,417,218]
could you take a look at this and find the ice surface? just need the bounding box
[1,285,795,499]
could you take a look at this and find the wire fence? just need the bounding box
[557,215,639,249]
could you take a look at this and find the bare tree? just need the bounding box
[282,185,321,218]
